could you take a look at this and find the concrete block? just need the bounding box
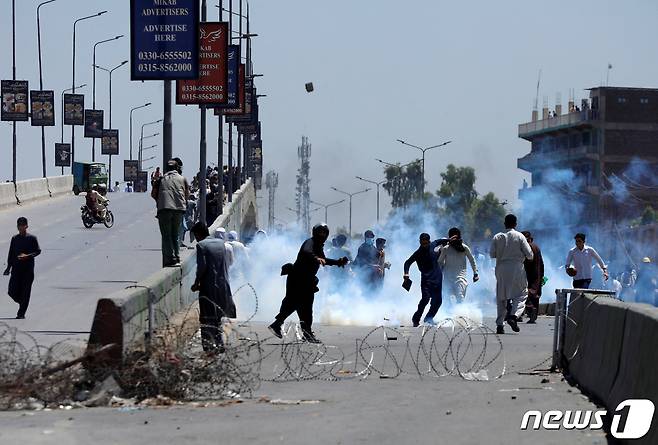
[47,175,73,196]
[0,182,17,208]
[608,304,658,445]
[568,295,628,405]
[16,178,49,203]
[563,292,586,367]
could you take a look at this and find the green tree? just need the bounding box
[640,206,658,225]
[437,164,478,216]
[382,160,423,208]
[467,192,507,240]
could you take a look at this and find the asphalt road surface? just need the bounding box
[0,319,609,445]
[0,192,169,349]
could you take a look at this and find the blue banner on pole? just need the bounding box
[130,0,200,80]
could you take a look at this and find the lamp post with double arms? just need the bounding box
[355,176,388,223]
[91,35,123,162]
[139,119,162,170]
[310,199,345,226]
[396,139,452,199]
[36,0,57,177]
[71,11,107,164]
[330,187,370,237]
[129,103,151,161]
[95,60,127,188]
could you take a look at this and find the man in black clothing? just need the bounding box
[268,223,349,343]
[403,233,448,327]
[353,230,379,285]
[3,217,41,319]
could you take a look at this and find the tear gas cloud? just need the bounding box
[231,158,655,325]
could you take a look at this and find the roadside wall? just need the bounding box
[87,179,257,363]
[564,294,658,444]
[0,175,73,208]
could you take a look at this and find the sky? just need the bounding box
[1,0,658,233]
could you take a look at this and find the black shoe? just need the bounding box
[496,326,505,334]
[268,322,282,339]
[303,331,321,344]
[15,315,25,319]
[412,321,420,327]
[526,319,536,324]
[506,316,520,332]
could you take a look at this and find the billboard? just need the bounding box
[54,143,71,167]
[124,160,139,182]
[84,109,104,138]
[130,0,200,80]
[1,80,29,121]
[225,78,253,123]
[63,94,84,125]
[101,129,119,155]
[176,22,229,105]
[216,63,245,116]
[134,171,149,192]
[30,90,55,126]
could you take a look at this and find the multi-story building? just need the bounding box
[518,86,658,226]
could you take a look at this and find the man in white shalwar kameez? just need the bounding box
[490,214,533,334]
[438,227,479,305]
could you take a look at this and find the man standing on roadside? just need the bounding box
[152,159,189,267]
[191,222,235,353]
[490,214,533,334]
[521,231,544,324]
[565,233,608,289]
[3,217,41,319]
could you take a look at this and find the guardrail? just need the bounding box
[0,175,73,208]
[86,179,257,364]
[554,289,658,444]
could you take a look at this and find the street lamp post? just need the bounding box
[139,123,161,171]
[330,187,370,236]
[355,176,387,222]
[130,103,151,161]
[396,139,452,199]
[72,11,107,164]
[95,60,127,188]
[91,35,123,162]
[60,83,86,174]
[310,199,345,225]
[36,0,57,178]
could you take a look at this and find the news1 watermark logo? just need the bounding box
[520,399,655,439]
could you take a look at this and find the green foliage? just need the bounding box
[467,192,507,240]
[631,206,658,227]
[381,160,423,208]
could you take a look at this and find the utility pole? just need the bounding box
[330,186,370,237]
[310,199,345,226]
[296,136,312,233]
[397,139,452,199]
[198,0,208,224]
[265,170,278,232]
[356,176,387,222]
[36,0,57,178]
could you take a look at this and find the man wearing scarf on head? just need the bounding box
[353,230,380,285]
[268,223,349,343]
[521,231,544,324]
[438,227,479,306]
[403,233,449,327]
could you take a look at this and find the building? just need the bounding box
[517,86,658,262]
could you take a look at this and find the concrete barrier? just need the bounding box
[87,179,257,363]
[16,178,49,203]
[608,304,658,445]
[567,295,628,404]
[47,175,73,197]
[0,182,17,208]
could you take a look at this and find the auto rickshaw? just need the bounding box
[72,161,108,195]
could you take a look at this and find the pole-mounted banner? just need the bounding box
[1,80,29,121]
[54,143,71,167]
[124,159,139,182]
[63,94,84,125]
[176,22,229,105]
[30,90,55,126]
[217,63,245,116]
[101,129,119,155]
[130,0,200,80]
[84,110,104,138]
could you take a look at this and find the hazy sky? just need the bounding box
[1,0,657,233]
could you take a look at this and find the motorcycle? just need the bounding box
[81,201,114,229]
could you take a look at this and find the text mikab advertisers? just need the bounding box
[130,0,200,80]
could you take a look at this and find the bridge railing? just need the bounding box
[0,175,73,208]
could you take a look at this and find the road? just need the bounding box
[0,319,608,444]
[0,192,170,349]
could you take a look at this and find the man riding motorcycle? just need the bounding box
[85,184,108,220]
